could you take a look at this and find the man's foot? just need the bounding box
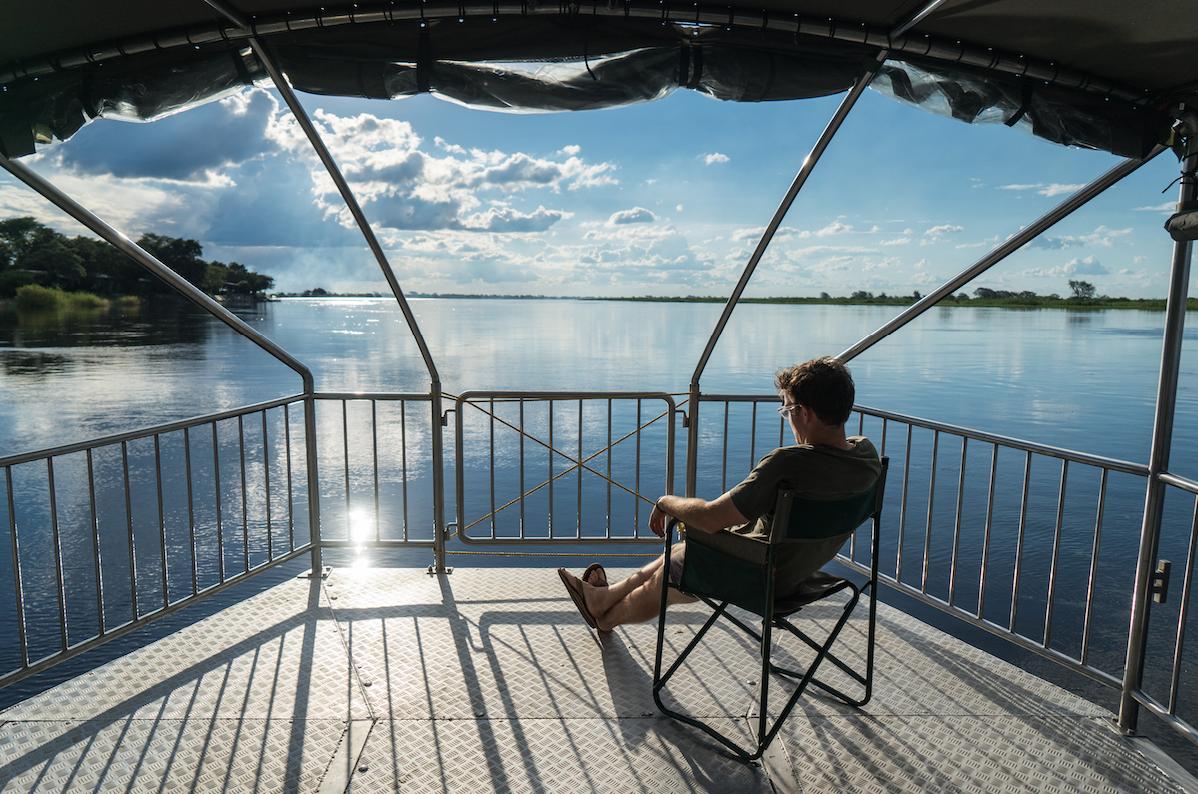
[582,562,608,588]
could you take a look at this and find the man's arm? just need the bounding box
[648,492,748,536]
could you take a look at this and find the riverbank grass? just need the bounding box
[15,285,111,311]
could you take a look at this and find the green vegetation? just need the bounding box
[0,217,273,305]
[282,283,1197,311]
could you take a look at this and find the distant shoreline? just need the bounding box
[273,292,1198,311]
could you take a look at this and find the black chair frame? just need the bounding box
[651,458,888,763]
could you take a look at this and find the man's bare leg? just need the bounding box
[567,551,695,632]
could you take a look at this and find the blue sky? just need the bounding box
[0,81,1186,298]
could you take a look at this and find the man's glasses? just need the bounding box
[776,403,800,416]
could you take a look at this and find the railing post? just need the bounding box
[304,392,323,573]
[685,385,700,497]
[431,390,448,573]
[1118,126,1197,733]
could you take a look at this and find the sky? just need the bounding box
[0,79,1188,298]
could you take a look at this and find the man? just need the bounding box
[558,356,881,632]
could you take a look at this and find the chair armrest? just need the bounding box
[686,527,769,566]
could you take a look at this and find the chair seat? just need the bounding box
[774,571,850,615]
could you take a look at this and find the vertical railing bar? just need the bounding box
[237,414,249,575]
[1010,450,1033,631]
[491,398,499,538]
[977,443,998,619]
[86,449,107,633]
[896,424,913,582]
[212,422,225,583]
[518,399,526,536]
[548,400,555,536]
[721,402,730,492]
[920,430,940,594]
[153,434,168,611]
[1043,459,1070,648]
[948,437,968,607]
[606,398,613,538]
[283,403,294,552]
[370,401,379,543]
[777,413,784,447]
[576,399,582,538]
[6,466,27,668]
[262,411,273,558]
[1168,494,1198,714]
[634,399,642,534]
[342,400,350,537]
[858,410,864,436]
[182,429,197,598]
[749,402,758,468]
[1080,469,1108,666]
[400,400,410,542]
[880,417,888,456]
[46,457,68,652]
[121,440,139,620]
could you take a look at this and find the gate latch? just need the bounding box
[1152,559,1172,604]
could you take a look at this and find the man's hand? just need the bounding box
[649,500,670,537]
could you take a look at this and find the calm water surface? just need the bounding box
[1,298,1197,708]
[2,298,1195,465]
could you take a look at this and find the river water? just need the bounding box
[1,298,1197,706]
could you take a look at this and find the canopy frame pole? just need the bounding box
[684,54,884,495]
[837,146,1166,364]
[1119,122,1198,735]
[0,152,324,575]
[203,0,449,573]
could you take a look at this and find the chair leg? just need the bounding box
[756,612,773,749]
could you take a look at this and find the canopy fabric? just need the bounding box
[0,1,1192,159]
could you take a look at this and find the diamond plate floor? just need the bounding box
[0,565,1189,792]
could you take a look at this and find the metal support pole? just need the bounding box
[1118,129,1198,734]
[203,0,447,571]
[0,153,323,574]
[838,146,1166,363]
[684,54,885,495]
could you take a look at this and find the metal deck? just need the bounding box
[0,565,1188,792]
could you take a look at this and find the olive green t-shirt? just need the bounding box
[727,437,881,594]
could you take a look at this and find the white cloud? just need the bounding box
[1134,201,1175,213]
[1031,225,1132,250]
[882,228,913,246]
[922,224,964,244]
[675,204,684,213]
[703,152,730,166]
[998,182,1085,197]
[1025,255,1110,278]
[607,207,657,226]
[465,205,573,232]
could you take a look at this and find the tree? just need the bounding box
[912,290,921,300]
[138,234,207,288]
[819,291,831,300]
[850,290,873,301]
[1068,280,1096,300]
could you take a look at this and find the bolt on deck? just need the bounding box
[0,566,1188,792]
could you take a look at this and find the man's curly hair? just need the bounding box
[775,357,855,427]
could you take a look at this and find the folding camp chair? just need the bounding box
[652,457,889,762]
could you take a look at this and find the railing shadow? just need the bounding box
[0,575,337,793]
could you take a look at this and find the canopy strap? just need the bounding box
[1004,81,1034,127]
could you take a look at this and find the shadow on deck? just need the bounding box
[0,565,1187,792]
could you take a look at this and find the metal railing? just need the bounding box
[0,395,314,687]
[4,383,1198,751]
[311,393,435,548]
[453,392,676,544]
[1126,473,1198,744]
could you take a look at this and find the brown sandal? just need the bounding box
[582,563,608,588]
[558,568,599,629]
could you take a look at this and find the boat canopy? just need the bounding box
[1,1,1194,159]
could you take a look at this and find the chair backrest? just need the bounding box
[769,456,889,543]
